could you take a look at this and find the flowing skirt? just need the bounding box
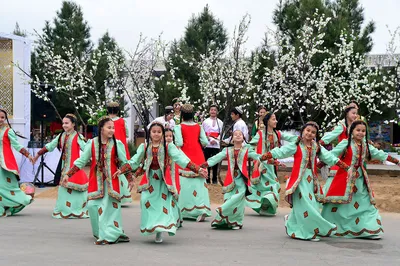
[246,163,280,215]
[212,175,246,229]
[140,169,180,236]
[119,175,133,204]
[179,176,211,219]
[0,167,32,217]
[322,169,383,238]
[87,181,129,244]
[285,169,337,240]
[52,186,89,219]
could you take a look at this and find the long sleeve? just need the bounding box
[329,139,349,157]
[116,140,133,181]
[37,134,60,155]
[248,130,260,146]
[199,126,209,147]
[369,145,390,162]
[167,143,191,169]
[77,134,87,150]
[206,148,228,167]
[270,142,298,159]
[280,131,299,143]
[318,146,340,166]
[173,125,183,147]
[126,143,146,171]
[124,120,129,136]
[321,124,344,145]
[248,148,262,161]
[8,129,30,157]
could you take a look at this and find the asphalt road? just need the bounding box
[1,199,399,266]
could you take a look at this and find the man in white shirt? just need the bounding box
[223,106,249,144]
[148,106,175,130]
[202,104,223,184]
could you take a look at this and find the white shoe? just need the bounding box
[155,232,163,243]
[310,238,320,242]
[196,213,207,222]
[283,214,289,222]
[368,235,381,240]
[231,226,241,230]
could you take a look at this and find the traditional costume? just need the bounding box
[266,140,349,241]
[66,137,132,245]
[246,129,297,215]
[0,124,33,217]
[322,139,400,238]
[37,130,89,218]
[202,116,223,183]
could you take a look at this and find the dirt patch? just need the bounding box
[35,168,400,213]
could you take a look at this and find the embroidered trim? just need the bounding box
[200,162,209,168]
[66,165,80,177]
[120,163,132,174]
[37,147,48,156]
[53,211,87,219]
[387,155,399,165]
[140,223,177,233]
[186,161,200,174]
[336,160,350,171]
[19,148,30,158]
[335,227,383,237]
[260,152,273,161]
[211,207,243,229]
[181,205,211,212]
[125,172,134,183]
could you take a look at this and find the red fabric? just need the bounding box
[224,149,233,187]
[175,164,181,193]
[88,141,120,194]
[330,126,348,172]
[2,128,19,174]
[225,149,250,187]
[66,134,88,185]
[113,118,130,159]
[208,132,219,138]
[49,122,62,134]
[241,150,250,186]
[286,145,302,192]
[326,145,353,197]
[180,124,206,166]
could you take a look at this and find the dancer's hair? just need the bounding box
[164,128,175,143]
[347,120,371,161]
[341,105,358,136]
[0,108,26,139]
[57,113,84,150]
[296,121,321,155]
[97,117,119,170]
[145,122,167,173]
[262,112,280,149]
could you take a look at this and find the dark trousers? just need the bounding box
[203,147,220,183]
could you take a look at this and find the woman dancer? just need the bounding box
[106,101,132,204]
[246,112,297,216]
[250,105,267,137]
[203,130,270,229]
[0,108,34,217]
[119,122,207,243]
[174,104,211,222]
[65,116,132,245]
[34,114,88,219]
[265,122,349,241]
[322,120,400,239]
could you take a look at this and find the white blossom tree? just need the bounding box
[385,26,400,123]
[257,13,397,130]
[122,34,167,128]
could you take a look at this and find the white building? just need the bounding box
[0,32,32,145]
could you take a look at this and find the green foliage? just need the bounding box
[12,22,27,37]
[166,4,228,105]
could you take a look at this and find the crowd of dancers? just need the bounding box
[0,99,399,245]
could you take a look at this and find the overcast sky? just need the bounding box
[1,0,400,54]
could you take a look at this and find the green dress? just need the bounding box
[128,142,197,237]
[68,138,131,244]
[270,141,342,240]
[174,122,211,220]
[40,131,89,219]
[207,147,261,229]
[0,126,33,217]
[322,139,396,238]
[246,129,298,215]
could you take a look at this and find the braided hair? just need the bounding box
[0,108,26,139]
[346,120,371,161]
[97,117,119,172]
[263,112,280,149]
[296,122,321,155]
[146,122,167,173]
[57,113,84,150]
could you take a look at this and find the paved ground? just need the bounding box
[1,199,400,266]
